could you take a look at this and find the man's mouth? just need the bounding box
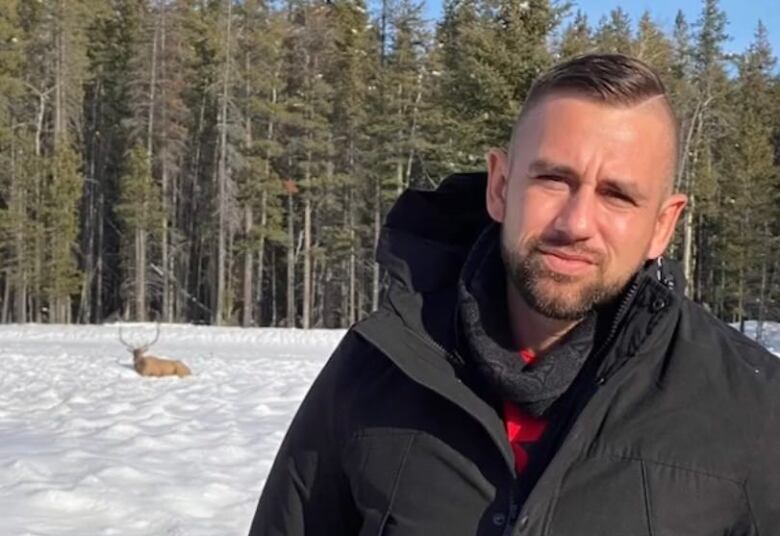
[536,247,598,274]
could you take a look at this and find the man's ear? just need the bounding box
[647,193,688,259]
[486,148,509,223]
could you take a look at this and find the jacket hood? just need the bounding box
[376,172,493,294]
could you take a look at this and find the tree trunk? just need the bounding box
[255,189,267,325]
[135,227,146,321]
[756,257,767,342]
[214,0,233,325]
[286,190,295,327]
[243,205,253,327]
[303,194,311,329]
[301,132,314,329]
[271,246,277,326]
[737,260,745,332]
[372,176,381,312]
[33,89,46,323]
[695,212,705,303]
[160,4,172,323]
[241,47,255,328]
[682,194,695,295]
[77,161,92,324]
[2,271,10,323]
[96,189,104,321]
[52,0,65,324]
[404,78,423,184]
[226,220,235,323]
[349,187,356,325]
[255,80,277,325]
[78,80,100,324]
[135,14,159,323]
[10,129,26,323]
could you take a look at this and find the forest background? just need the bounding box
[0,0,777,339]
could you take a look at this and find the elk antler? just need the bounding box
[118,325,136,351]
[118,322,161,353]
[140,322,161,352]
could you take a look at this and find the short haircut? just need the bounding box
[511,53,679,190]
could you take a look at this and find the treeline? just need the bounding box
[0,0,777,330]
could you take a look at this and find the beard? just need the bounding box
[501,233,635,321]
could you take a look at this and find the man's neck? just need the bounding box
[506,278,583,356]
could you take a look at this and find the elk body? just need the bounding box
[131,348,192,377]
[120,324,192,378]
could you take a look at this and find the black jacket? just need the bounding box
[250,173,780,536]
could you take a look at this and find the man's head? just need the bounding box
[486,53,687,321]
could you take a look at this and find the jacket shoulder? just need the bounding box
[676,298,780,385]
[326,322,398,390]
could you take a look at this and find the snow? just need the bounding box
[0,323,344,536]
[0,320,777,536]
[731,320,780,356]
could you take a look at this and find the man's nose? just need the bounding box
[552,189,597,241]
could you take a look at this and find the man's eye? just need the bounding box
[604,190,635,205]
[536,175,565,184]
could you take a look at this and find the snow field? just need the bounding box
[0,324,344,536]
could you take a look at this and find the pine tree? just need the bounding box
[365,0,434,313]
[593,8,632,54]
[277,0,336,327]
[435,0,560,172]
[234,0,287,326]
[323,0,375,326]
[666,11,697,266]
[42,0,95,322]
[125,0,158,322]
[633,12,673,78]
[45,140,85,323]
[0,0,33,322]
[116,143,162,320]
[154,0,190,323]
[720,21,776,329]
[176,0,228,323]
[688,0,731,310]
[557,11,593,60]
[82,0,139,322]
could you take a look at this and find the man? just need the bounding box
[250,54,779,535]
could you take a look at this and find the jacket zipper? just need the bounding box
[590,279,642,383]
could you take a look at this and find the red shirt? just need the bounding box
[503,349,548,473]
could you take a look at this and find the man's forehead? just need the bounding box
[517,91,673,128]
[513,91,676,144]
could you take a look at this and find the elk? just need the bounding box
[119,323,192,378]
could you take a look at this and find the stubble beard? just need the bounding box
[501,235,633,321]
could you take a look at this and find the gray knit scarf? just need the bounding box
[457,224,596,417]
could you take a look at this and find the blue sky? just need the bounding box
[422,0,780,61]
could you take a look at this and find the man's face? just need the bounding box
[486,93,687,320]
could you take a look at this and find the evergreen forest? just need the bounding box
[0,0,777,336]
